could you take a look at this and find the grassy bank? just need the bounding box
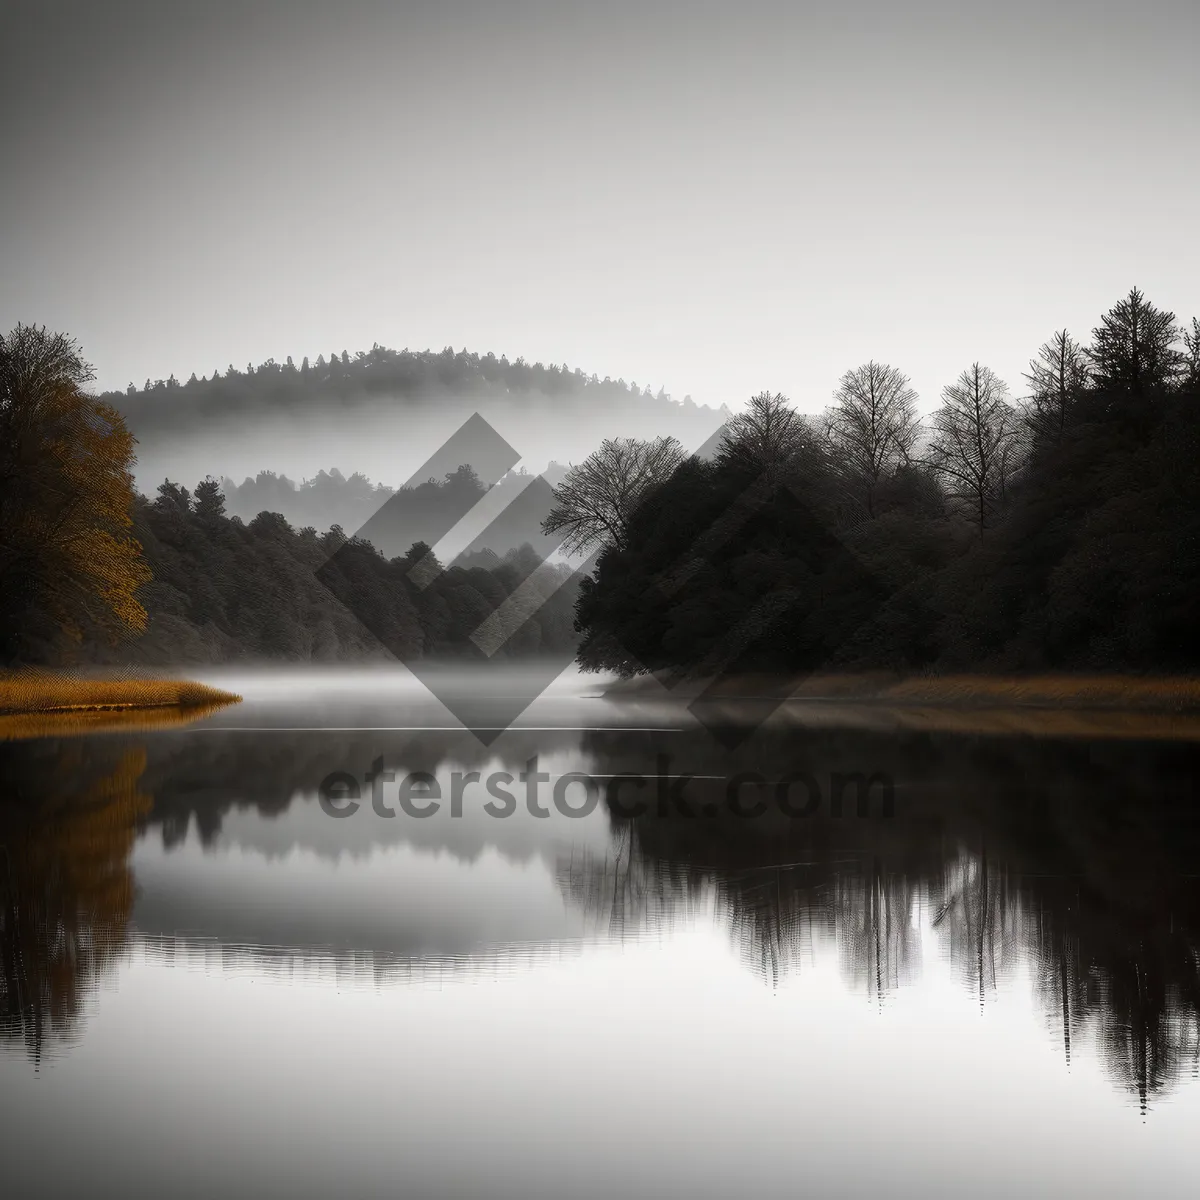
[604,671,1200,712]
[0,672,241,716]
[600,671,1200,740]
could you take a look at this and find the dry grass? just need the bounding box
[765,701,1200,741]
[608,670,1200,714]
[861,673,1200,711]
[0,671,241,717]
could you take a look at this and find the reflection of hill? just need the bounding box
[131,931,600,990]
[571,726,1200,1110]
[0,740,152,1066]
[135,725,595,852]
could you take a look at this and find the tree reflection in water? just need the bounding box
[2,720,1199,1113]
[0,739,152,1066]
[566,726,1200,1111]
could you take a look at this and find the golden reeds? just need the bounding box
[0,671,241,740]
[873,673,1200,711]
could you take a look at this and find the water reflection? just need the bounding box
[0,739,152,1065]
[2,699,1200,1116]
[569,726,1200,1113]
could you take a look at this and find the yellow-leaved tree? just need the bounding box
[0,325,151,663]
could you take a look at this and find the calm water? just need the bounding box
[3,667,1200,1199]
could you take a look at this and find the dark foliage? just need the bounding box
[574,289,1200,677]
[217,463,569,560]
[117,477,580,664]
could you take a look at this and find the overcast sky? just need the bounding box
[3,0,1197,413]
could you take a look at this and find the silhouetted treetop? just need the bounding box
[572,287,1200,679]
[1091,289,1183,386]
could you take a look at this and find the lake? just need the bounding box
[3,666,1200,1198]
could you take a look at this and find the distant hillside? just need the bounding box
[218,463,571,558]
[105,345,728,490]
[89,479,583,667]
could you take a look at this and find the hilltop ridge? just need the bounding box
[105,344,729,491]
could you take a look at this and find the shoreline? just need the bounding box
[600,671,1200,714]
[0,673,242,718]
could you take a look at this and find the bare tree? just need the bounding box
[825,361,921,517]
[717,390,817,487]
[1183,317,1200,392]
[541,435,685,554]
[1022,330,1089,450]
[926,363,1023,538]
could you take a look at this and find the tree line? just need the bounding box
[123,477,579,664]
[3,290,1197,673]
[218,462,569,556]
[0,325,578,667]
[552,289,1200,677]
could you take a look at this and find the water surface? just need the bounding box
[3,667,1199,1198]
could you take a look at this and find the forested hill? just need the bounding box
[103,346,728,491]
[113,479,580,666]
[218,463,571,556]
[106,346,717,431]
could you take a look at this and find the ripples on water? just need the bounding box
[2,667,1200,1196]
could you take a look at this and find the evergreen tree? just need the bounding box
[1086,287,1184,410]
[193,476,226,522]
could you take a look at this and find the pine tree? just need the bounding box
[1087,288,1184,399]
[193,476,226,522]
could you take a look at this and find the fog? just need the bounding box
[119,384,729,497]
